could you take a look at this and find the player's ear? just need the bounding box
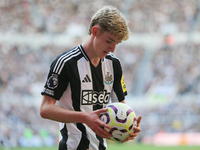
[92,26,99,36]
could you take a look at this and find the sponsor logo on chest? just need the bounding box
[81,90,110,105]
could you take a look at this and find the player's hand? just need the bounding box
[85,108,112,139]
[121,116,142,143]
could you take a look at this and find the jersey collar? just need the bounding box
[79,44,89,61]
[79,44,104,62]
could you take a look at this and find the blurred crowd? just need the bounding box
[0,99,58,147]
[1,0,199,34]
[146,42,200,95]
[136,97,200,137]
[1,0,200,148]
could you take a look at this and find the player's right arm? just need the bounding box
[40,94,111,139]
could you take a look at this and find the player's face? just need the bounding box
[93,27,121,59]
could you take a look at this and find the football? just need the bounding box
[99,102,137,141]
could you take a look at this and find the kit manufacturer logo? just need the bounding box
[82,74,91,83]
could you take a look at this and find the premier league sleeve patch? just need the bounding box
[47,74,58,89]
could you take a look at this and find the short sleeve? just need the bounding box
[41,58,68,100]
[111,58,127,102]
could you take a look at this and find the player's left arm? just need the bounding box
[113,58,142,142]
[111,59,127,102]
[119,100,126,103]
[119,100,142,143]
[123,114,142,142]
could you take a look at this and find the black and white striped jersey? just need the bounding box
[41,44,127,150]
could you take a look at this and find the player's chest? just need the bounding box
[78,58,114,90]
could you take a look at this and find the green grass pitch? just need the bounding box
[107,143,200,150]
[1,143,200,150]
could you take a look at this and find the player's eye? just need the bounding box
[107,40,112,43]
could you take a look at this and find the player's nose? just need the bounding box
[110,43,116,53]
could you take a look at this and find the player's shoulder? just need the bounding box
[105,53,119,60]
[105,53,123,70]
[50,45,82,74]
[52,45,83,67]
[56,46,81,61]
[105,53,121,63]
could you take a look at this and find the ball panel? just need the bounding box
[99,112,110,124]
[109,127,129,141]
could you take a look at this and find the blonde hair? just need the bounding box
[88,5,130,41]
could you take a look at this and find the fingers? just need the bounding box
[98,117,112,138]
[95,126,112,139]
[91,119,111,139]
[96,108,111,129]
[136,116,142,127]
[96,108,108,114]
[133,116,142,132]
[89,109,112,139]
[121,136,135,143]
[99,119,111,130]
[130,129,140,138]
[121,116,142,143]
[121,129,139,143]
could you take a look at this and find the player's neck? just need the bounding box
[82,36,101,67]
[90,57,101,67]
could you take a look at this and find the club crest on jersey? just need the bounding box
[47,74,58,89]
[104,72,113,85]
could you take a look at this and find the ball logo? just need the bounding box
[81,90,110,105]
[47,74,58,89]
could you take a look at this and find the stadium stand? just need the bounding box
[0,0,200,147]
